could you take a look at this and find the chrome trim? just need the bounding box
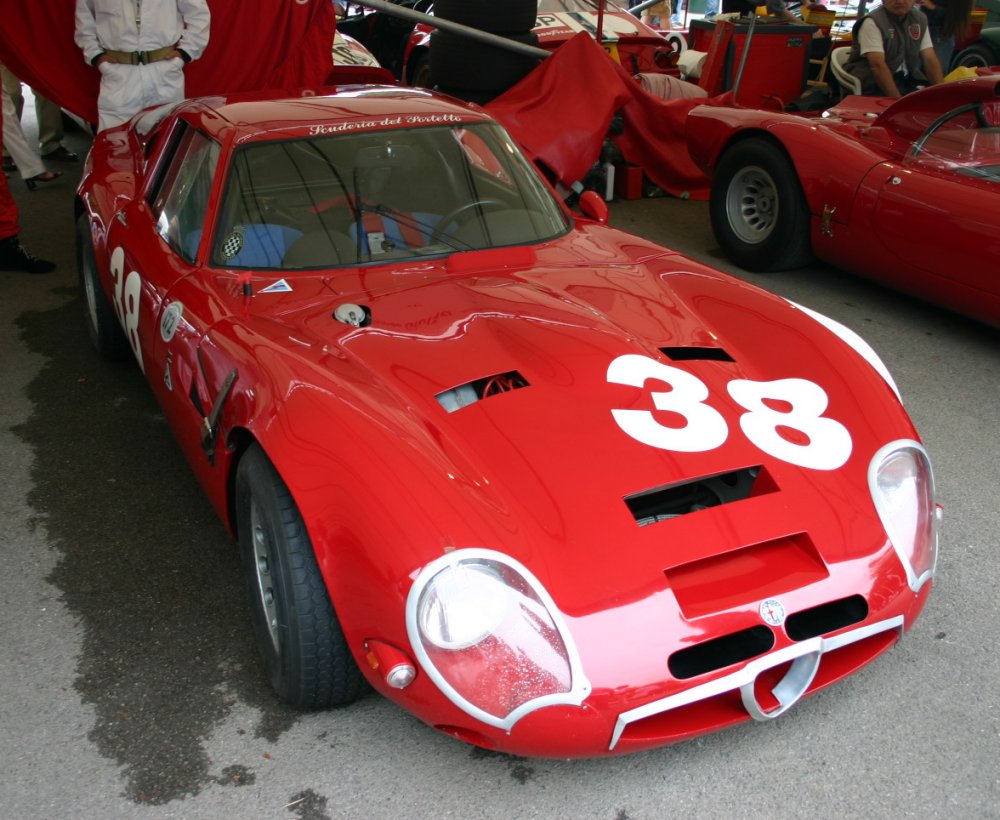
[609,615,905,750]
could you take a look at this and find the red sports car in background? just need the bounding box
[76,84,937,757]
[686,77,1000,328]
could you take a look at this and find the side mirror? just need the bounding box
[578,190,609,224]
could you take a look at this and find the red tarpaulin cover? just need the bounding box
[0,0,335,125]
[487,32,732,201]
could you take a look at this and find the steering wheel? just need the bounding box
[429,199,507,245]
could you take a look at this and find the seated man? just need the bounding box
[844,0,943,97]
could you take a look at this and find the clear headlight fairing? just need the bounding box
[406,549,591,730]
[869,440,937,592]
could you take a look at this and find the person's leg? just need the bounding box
[934,36,955,74]
[33,92,71,158]
[0,107,55,272]
[2,87,46,180]
[96,63,145,131]
[1,66,21,167]
[1,66,24,120]
[139,59,186,112]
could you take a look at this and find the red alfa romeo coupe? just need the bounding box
[687,76,1000,328]
[76,84,938,757]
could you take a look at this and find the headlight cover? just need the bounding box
[406,549,591,730]
[869,440,937,592]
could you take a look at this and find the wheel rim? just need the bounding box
[250,499,281,652]
[725,164,779,245]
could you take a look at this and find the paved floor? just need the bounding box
[1,111,998,819]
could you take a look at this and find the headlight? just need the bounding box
[869,440,937,592]
[406,549,591,730]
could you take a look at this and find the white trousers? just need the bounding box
[1,86,44,179]
[97,58,185,132]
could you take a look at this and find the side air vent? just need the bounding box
[660,346,734,362]
[785,595,869,642]
[624,466,766,525]
[668,625,775,680]
[436,371,529,413]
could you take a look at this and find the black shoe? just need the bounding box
[25,170,63,191]
[41,146,79,163]
[0,236,56,273]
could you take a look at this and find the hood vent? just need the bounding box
[625,466,766,526]
[436,370,529,413]
[660,346,734,362]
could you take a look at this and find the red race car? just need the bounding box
[76,85,937,757]
[686,76,1000,328]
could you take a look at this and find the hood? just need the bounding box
[239,230,913,614]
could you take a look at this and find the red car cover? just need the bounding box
[487,33,727,200]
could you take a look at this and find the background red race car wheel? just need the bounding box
[710,138,813,272]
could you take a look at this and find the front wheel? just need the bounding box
[76,213,129,360]
[709,138,813,272]
[236,444,366,708]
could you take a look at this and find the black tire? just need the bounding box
[709,138,813,272]
[407,48,431,87]
[429,30,542,92]
[952,42,995,70]
[76,213,129,360]
[236,444,366,708]
[433,0,538,33]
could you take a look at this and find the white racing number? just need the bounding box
[110,246,145,373]
[608,354,851,470]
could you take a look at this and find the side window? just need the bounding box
[149,125,220,263]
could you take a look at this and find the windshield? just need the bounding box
[906,101,1000,182]
[211,122,569,270]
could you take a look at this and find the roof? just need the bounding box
[173,85,495,143]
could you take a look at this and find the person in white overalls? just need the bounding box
[75,0,211,132]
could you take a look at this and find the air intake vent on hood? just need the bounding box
[660,346,734,362]
[436,371,529,413]
[624,466,766,525]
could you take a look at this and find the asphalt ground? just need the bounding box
[1,110,998,820]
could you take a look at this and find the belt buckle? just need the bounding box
[137,50,148,65]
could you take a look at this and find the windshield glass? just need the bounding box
[906,101,1000,182]
[211,122,569,270]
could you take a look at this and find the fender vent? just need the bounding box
[660,346,735,362]
[669,625,775,680]
[436,370,529,413]
[624,466,768,525]
[786,595,869,641]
